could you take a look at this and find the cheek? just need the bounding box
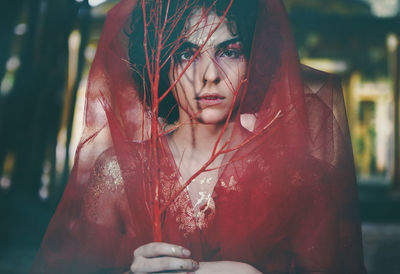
[237,62,248,87]
[238,59,248,76]
[177,65,197,88]
[171,68,196,106]
[223,61,247,88]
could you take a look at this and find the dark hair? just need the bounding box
[128,0,258,123]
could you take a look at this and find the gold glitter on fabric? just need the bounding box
[163,175,197,237]
[195,193,216,230]
[220,175,239,192]
[84,152,125,222]
[161,172,217,236]
[173,196,198,236]
[92,156,124,192]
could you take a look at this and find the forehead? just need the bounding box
[185,10,236,47]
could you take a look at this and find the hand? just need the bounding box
[195,261,262,274]
[129,242,199,273]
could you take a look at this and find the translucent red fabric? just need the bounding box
[32,0,367,273]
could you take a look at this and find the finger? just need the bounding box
[131,257,199,273]
[134,242,191,258]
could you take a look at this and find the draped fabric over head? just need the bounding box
[32,0,366,273]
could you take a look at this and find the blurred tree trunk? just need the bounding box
[0,0,25,184]
[0,0,25,84]
[5,0,83,200]
[55,2,92,206]
[0,0,92,249]
[393,36,400,189]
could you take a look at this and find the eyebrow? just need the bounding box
[216,37,242,49]
[178,37,242,51]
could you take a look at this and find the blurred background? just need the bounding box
[0,0,399,273]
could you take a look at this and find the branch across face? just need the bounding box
[169,10,248,125]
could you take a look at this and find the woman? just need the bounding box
[32,0,367,273]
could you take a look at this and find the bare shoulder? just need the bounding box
[83,147,126,224]
[300,64,341,94]
[88,141,145,195]
[90,147,124,192]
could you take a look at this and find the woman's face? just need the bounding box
[169,10,248,125]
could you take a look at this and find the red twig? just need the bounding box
[158,0,233,104]
[160,110,283,213]
[141,0,244,241]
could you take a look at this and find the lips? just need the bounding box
[196,93,225,100]
[196,93,225,106]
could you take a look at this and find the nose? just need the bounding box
[202,55,220,85]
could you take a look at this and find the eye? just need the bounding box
[219,49,242,59]
[178,49,195,61]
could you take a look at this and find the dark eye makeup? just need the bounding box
[174,37,244,63]
[217,41,244,59]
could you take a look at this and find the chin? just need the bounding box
[196,109,232,125]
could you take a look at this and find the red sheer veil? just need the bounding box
[32,0,366,273]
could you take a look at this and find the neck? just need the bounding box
[170,117,235,157]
